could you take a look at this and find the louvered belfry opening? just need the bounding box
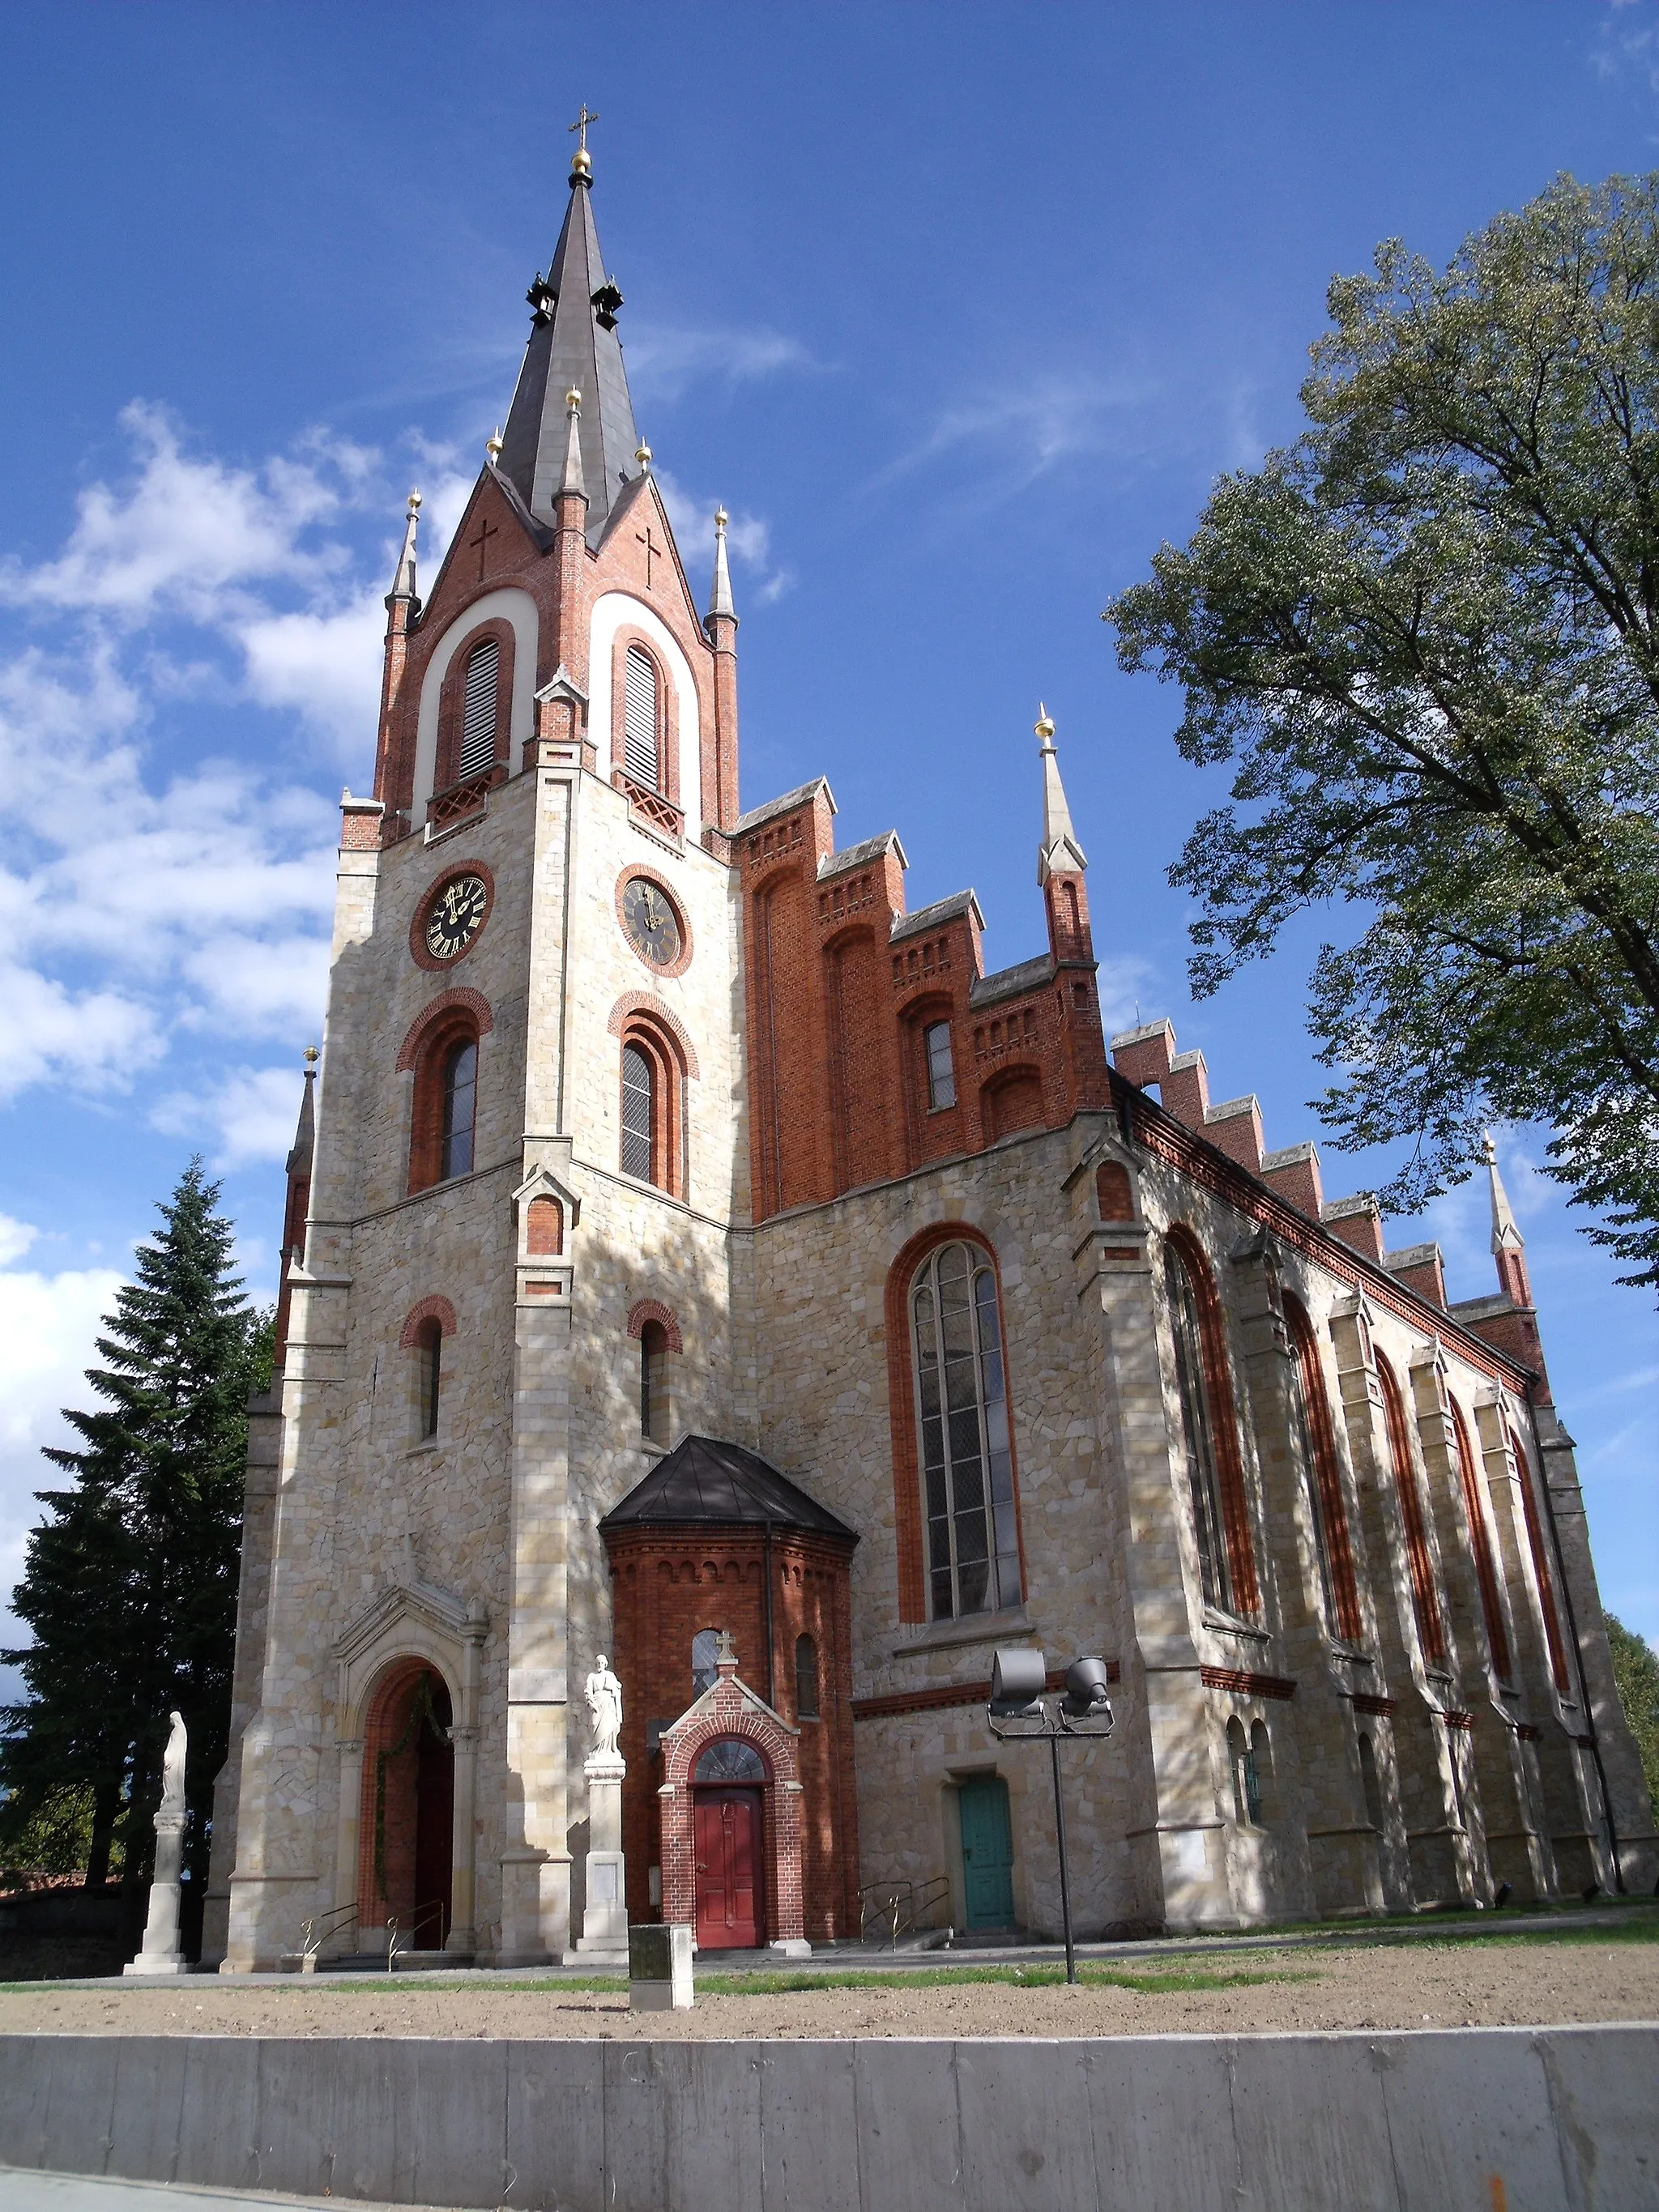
[458,638,501,781]
[623,642,659,790]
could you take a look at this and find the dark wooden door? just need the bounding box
[693,1788,763,1948]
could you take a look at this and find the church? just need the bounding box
[204,139,1656,1971]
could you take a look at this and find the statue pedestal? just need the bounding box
[574,1752,629,1958]
[124,1812,190,1977]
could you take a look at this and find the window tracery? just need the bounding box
[910,1239,1020,1620]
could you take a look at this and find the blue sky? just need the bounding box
[0,2,1654,1677]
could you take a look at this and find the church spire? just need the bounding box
[708,505,736,624]
[1035,704,1087,884]
[388,489,420,603]
[1484,1132,1533,1306]
[498,117,641,543]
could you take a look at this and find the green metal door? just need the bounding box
[958,1775,1014,1928]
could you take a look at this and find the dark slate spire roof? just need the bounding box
[498,158,641,546]
[287,1054,317,1178]
[599,1435,857,1541]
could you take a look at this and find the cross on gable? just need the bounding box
[635,523,662,588]
[468,514,499,582]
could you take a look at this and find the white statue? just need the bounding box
[585,1655,623,1758]
[160,1711,187,1818]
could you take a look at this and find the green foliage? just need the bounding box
[1605,1614,1659,1811]
[0,1782,100,1877]
[0,1162,261,1894]
[1107,173,1659,1281]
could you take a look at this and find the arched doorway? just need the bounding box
[692,1737,767,1949]
[358,1661,454,1950]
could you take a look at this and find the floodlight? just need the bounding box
[1061,1657,1113,1719]
[989,1646,1047,1716]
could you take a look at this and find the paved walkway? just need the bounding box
[0,2177,384,2212]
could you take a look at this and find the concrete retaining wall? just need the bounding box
[1,2026,1655,2210]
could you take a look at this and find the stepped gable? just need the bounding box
[599,1434,857,1541]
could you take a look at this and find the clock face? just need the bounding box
[424,873,488,962]
[621,876,684,969]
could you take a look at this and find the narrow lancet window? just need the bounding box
[911,1240,1020,1621]
[440,1039,477,1181]
[621,1042,654,1181]
[417,1319,441,1438]
[923,1020,956,1109]
[795,1633,820,1718]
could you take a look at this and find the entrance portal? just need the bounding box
[359,1662,454,1950]
[693,1788,764,1948]
[958,1775,1014,1928]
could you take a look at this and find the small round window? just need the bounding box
[694,1738,766,1784]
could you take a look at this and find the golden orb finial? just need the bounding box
[485,426,503,464]
[407,488,422,512]
[714,505,728,532]
[569,145,592,181]
[565,386,582,412]
[1034,702,1056,743]
[304,1043,320,1068]
[635,441,653,472]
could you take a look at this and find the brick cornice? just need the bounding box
[1122,1076,1531,1391]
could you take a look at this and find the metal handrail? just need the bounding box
[385,1898,449,1970]
[298,1899,358,1964]
[857,1873,952,1950]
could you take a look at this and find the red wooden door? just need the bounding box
[693,1788,763,1948]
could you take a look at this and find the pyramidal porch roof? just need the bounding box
[599,1434,857,1542]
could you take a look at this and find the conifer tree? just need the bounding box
[0,1163,267,1916]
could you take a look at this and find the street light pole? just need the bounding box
[987,1647,1113,1988]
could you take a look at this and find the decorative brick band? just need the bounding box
[1201,1666,1297,1700]
[606,991,701,1080]
[1350,1693,1398,1718]
[395,987,493,1072]
[1515,1722,1541,1741]
[627,1298,683,1353]
[852,1661,1119,1724]
[1444,1710,1476,1731]
[399,1294,457,1346]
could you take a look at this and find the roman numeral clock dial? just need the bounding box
[424,872,488,961]
[621,876,684,970]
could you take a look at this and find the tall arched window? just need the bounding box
[795,1633,820,1718]
[639,1318,667,1443]
[1164,1235,1259,1614]
[458,637,501,781]
[1451,1398,1513,1683]
[1283,1296,1363,1643]
[1512,1427,1571,1697]
[416,1316,442,1438]
[1376,1353,1447,1668]
[911,1240,1020,1620]
[441,1038,477,1181]
[623,643,660,790]
[621,1043,655,1181]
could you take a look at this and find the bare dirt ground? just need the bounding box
[2,1926,1655,2040]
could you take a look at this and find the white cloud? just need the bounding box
[626,323,815,405]
[154,1063,309,1168]
[240,590,386,757]
[0,1217,36,1267]
[180,935,331,1038]
[1094,954,1159,1041]
[0,1258,126,1661]
[655,467,793,608]
[0,961,160,1100]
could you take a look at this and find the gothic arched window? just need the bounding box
[911,1239,1021,1621]
[621,1042,654,1181]
[795,1633,820,1719]
[1513,1426,1571,1697]
[1376,1352,1447,1668]
[1283,1295,1363,1642]
[639,1318,668,1443]
[1451,1397,1513,1682]
[1165,1237,1239,1612]
[623,642,661,790]
[441,1038,478,1181]
[458,637,501,781]
[416,1316,441,1438]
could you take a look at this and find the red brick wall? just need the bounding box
[602,1524,860,1941]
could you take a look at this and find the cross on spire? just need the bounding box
[569,104,598,152]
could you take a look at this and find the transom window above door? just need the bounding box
[694,1738,766,1784]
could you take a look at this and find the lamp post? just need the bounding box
[987,1647,1115,1984]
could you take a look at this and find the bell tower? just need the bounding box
[211,126,756,1971]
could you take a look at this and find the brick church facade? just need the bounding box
[205,147,1656,1970]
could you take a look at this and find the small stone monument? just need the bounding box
[124,1711,191,1977]
[574,1653,629,1957]
[629,1921,693,2011]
